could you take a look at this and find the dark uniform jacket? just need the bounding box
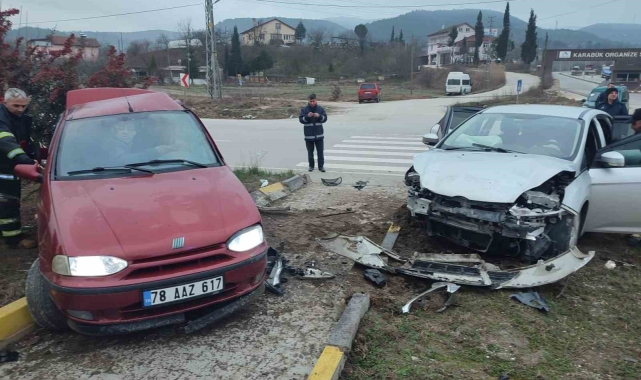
[598,100,628,117]
[299,104,328,141]
[0,104,37,175]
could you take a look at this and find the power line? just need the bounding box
[29,3,204,25]
[538,0,623,21]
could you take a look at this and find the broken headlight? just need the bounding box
[404,166,420,187]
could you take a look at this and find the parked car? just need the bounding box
[423,106,483,145]
[583,84,629,109]
[406,105,641,286]
[584,65,596,75]
[20,88,267,335]
[445,72,472,95]
[571,65,582,76]
[358,83,381,103]
[601,65,612,79]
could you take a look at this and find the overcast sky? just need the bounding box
[5,0,639,32]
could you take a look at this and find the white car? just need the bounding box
[405,105,640,287]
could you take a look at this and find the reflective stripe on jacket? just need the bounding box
[299,104,328,141]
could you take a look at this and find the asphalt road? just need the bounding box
[553,71,641,111]
[203,72,540,187]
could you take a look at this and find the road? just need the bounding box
[553,72,641,110]
[203,72,540,187]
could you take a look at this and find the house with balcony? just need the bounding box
[424,23,475,66]
[27,34,100,62]
[240,18,296,46]
[454,35,496,63]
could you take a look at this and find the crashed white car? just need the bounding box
[404,105,640,287]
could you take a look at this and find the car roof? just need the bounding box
[482,104,594,119]
[66,89,183,120]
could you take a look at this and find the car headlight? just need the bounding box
[52,255,128,277]
[228,225,264,252]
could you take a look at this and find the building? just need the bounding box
[424,23,475,66]
[240,18,296,46]
[454,35,496,63]
[27,34,100,62]
[611,58,641,89]
[168,39,203,49]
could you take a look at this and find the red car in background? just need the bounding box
[358,83,381,103]
[21,88,267,335]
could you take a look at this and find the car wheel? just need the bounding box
[376,97,380,103]
[358,100,363,104]
[26,259,69,331]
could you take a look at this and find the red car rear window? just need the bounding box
[360,84,376,90]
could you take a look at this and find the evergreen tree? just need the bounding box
[521,9,538,64]
[295,21,307,44]
[249,50,274,72]
[224,44,230,76]
[461,37,468,63]
[328,62,334,72]
[398,29,405,45]
[496,2,510,61]
[147,54,157,76]
[474,11,484,65]
[390,26,395,43]
[229,26,243,75]
[448,26,458,46]
[354,24,368,55]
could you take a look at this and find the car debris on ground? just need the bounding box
[0,350,19,364]
[363,269,386,288]
[510,291,550,312]
[401,282,460,314]
[265,248,286,296]
[321,177,342,186]
[287,261,335,280]
[316,235,406,273]
[353,180,368,190]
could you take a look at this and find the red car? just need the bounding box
[358,83,381,103]
[19,88,267,335]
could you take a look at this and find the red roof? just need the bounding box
[66,89,183,120]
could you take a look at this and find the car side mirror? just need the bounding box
[429,123,440,134]
[14,163,42,183]
[581,99,586,103]
[423,133,439,146]
[597,151,625,167]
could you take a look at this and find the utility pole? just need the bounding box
[487,16,495,89]
[205,0,223,99]
[410,35,414,96]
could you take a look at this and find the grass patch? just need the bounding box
[344,233,641,380]
[233,166,296,193]
[456,85,581,108]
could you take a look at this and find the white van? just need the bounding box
[446,72,472,95]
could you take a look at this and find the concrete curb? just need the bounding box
[307,293,370,380]
[0,297,35,350]
[558,72,604,85]
[251,174,309,208]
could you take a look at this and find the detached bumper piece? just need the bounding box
[397,247,595,289]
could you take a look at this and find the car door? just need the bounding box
[584,133,641,233]
[444,107,484,135]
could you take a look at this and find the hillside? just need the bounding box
[579,23,641,46]
[214,17,347,36]
[364,9,626,48]
[324,17,376,30]
[7,27,179,49]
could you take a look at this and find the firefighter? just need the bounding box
[0,88,41,249]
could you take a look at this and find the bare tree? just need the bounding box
[126,40,151,57]
[309,28,326,50]
[155,33,170,51]
[192,29,207,49]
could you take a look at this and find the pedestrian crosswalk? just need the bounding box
[296,135,429,174]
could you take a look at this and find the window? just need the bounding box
[56,112,219,178]
[458,28,463,31]
[276,23,282,30]
[360,84,376,89]
[616,73,628,81]
[629,73,640,82]
[447,79,461,85]
[440,113,584,161]
[466,28,470,32]
[462,80,470,85]
[259,34,265,40]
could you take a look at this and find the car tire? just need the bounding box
[376,97,380,103]
[26,259,69,331]
[358,100,363,104]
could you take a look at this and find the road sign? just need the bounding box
[517,79,523,94]
[180,73,190,88]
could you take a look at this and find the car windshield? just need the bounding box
[56,111,219,177]
[447,79,460,85]
[360,84,376,89]
[587,89,605,102]
[440,113,584,160]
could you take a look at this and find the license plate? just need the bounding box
[365,91,372,94]
[142,276,224,307]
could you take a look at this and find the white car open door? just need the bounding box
[585,133,641,233]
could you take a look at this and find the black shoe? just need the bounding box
[319,167,326,172]
[308,167,314,172]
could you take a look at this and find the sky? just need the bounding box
[4,0,639,33]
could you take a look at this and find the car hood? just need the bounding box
[50,167,260,261]
[413,150,576,203]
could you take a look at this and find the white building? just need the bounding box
[425,23,475,66]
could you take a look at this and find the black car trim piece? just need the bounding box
[44,248,268,295]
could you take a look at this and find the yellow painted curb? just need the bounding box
[0,298,34,342]
[387,223,401,233]
[259,182,284,195]
[307,345,346,380]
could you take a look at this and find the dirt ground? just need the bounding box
[456,86,582,108]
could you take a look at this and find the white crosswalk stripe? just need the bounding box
[296,135,427,174]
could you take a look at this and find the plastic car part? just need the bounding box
[401,282,461,314]
[265,247,285,296]
[321,177,342,186]
[316,235,397,272]
[510,291,550,313]
[363,269,386,288]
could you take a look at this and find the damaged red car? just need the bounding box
[22,88,267,335]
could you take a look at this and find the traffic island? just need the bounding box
[0,298,35,350]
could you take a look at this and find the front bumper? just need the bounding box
[45,248,267,327]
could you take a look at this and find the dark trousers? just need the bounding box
[305,139,324,169]
[0,177,22,245]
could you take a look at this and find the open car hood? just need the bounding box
[413,150,576,203]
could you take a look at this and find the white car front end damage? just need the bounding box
[404,150,594,286]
